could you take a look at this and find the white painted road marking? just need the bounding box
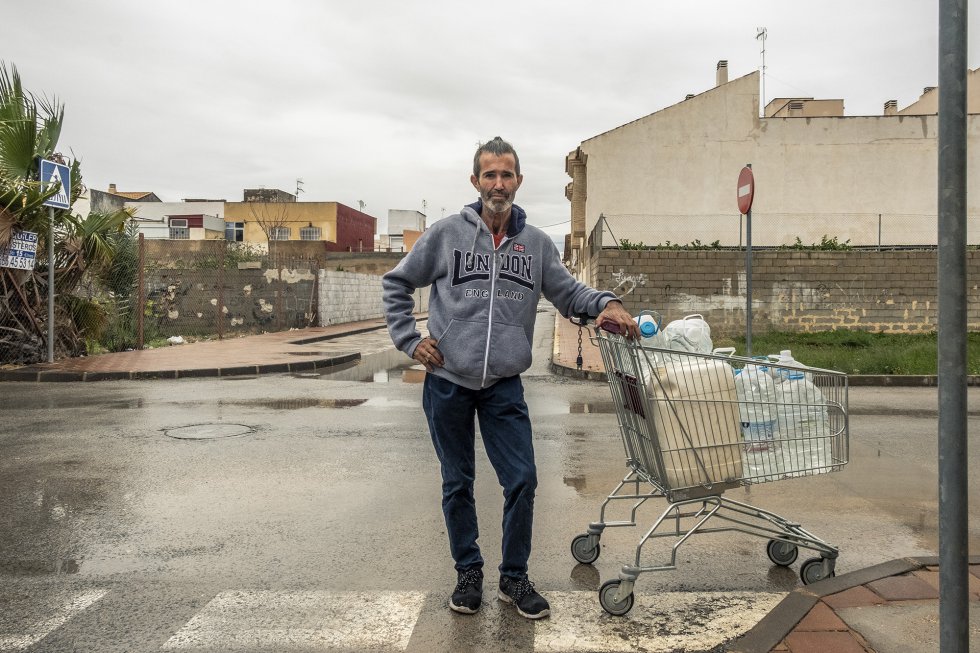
[0,589,107,651]
[536,591,784,652]
[0,587,784,652]
[162,590,427,651]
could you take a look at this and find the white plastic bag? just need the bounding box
[663,314,713,354]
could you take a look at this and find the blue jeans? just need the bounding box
[422,374,537,579]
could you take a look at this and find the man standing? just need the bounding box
[382,137,637,619]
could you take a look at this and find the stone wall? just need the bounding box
[593,249,980,335]
[146,267,317,337]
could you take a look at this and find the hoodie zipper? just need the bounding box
[481,232,497,387]
[481,231,514,387]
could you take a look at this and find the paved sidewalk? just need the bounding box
[0,318,389,382]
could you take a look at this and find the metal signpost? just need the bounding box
[938,1,968,650]
[40,159,71,363]
[737,165,755,355]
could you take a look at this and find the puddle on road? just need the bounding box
[0,559,80,576]
[219,398,368,410]
[292,348,424,383]
[214,397,418,410]
[19,397,146,410]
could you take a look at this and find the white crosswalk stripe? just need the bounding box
[0,589,107,651]
[161,590,427,651]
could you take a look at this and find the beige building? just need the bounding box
[566,62,980,278]
[225,201,376,252]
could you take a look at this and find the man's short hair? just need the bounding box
[473,137,521,177]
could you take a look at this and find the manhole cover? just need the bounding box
[165,424,254,440]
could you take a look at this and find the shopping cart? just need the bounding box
[569,314,849,616]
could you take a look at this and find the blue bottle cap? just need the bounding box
[639,321,657,337]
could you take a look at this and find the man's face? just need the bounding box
[471,153,523,215]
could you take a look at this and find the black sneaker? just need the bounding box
[497,575,551,619]
[449,568,483,614]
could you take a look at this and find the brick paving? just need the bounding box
[0,318,391,381]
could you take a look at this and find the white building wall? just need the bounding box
[124,201,226,239]
[387,209,426,235]
[577,71,980,248]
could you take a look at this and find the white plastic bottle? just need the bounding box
[734,366,781,482]
[770,349,812,384]
[775,371,830,476]
[633,313,667,385]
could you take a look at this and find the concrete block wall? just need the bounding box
[318,270,384,326]
[317,270,429,326]
[592,249,980,335]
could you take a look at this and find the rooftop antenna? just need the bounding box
[295,178,305,198]
[756,27,768,112]
[422,199,427,215]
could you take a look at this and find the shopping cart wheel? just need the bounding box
[766,539,799,567]
[599,579,634,616]
[570,534,600,564]
[800,557,836,585]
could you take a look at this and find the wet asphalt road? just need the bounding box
[1,305,978,652]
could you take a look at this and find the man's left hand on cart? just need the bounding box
[596,300,640,339]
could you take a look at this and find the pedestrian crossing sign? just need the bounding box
[40,159,71,209]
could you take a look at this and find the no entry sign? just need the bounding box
[737,166,754,215]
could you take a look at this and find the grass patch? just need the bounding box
[713,330,980,375]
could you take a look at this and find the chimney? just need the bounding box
[923,86,937,95]
[108,183,117,194]
[716,60,729,86]
[883,100,898,116]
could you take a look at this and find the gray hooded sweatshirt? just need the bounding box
[382,200,617,390]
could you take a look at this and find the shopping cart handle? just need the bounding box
[598,319,623,334]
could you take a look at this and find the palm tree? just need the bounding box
[0,62,132,363]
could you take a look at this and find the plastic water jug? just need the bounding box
[734,364,781,481]
[775,371,831,476]
[635,314,659,338]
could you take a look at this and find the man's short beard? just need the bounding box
[483,191,513,215]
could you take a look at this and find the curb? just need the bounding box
[0,353,361,383]
[728,556,980,653]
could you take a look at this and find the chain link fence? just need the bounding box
[138,239,320,346]
[0,238,327,365]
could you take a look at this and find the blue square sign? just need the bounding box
[40,159,71,210]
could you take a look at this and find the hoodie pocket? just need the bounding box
[438,318,488,379]
[488,321,532,378]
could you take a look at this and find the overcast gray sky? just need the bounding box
[6,1,978,236]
